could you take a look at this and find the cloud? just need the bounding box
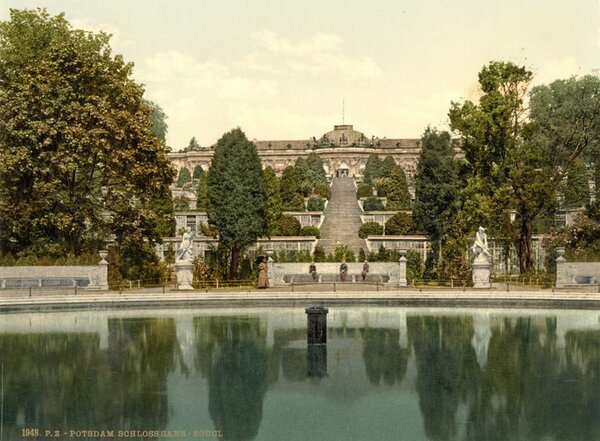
[532,56,581,86]
[135,31,384,148]
[70,17,134,53]
[240,30,383,80]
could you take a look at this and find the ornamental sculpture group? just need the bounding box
[471,226,491,288]
[175,226,492,290]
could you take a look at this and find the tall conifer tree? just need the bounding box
[207,128,266,278]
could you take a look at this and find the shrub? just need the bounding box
[283,193,305,211]
[406,250,424,281]
[327,244,356,262]
[358,248,366,262]
[358,222,383,239]
[273,214,301,236]
[356,183,373,199]
[363,196,385,211]
[173,195,190,210]
[193,256,212,287]
[440,255,471,282]
[313,182,331,200]
[276,250,290,262]
[313,245,326,262]
[375,178,387,197]
[307,197,325,211]
[300,226,321,239]
[297,250,313,262]
[385,212,417,235]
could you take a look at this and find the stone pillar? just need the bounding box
[98,250,109,291]
[472,255,491,288]
[175,261,194,290]
[555,247,566,289]
[398,250,407,287]
[306,306,328,344]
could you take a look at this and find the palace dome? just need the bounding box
[320,124,370,147]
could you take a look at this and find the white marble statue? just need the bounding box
[471,226,490,260]
[176,227,194,262]
[472,226,491,288]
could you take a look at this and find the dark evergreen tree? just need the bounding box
[207,128,266,278]
[294,158,312,196]
[280,166,305,211]
[193,165,204,180]
[305,152,327,188]
[184,136,203,152]
[385,165,411,210]
[176,167,191,187]
[380,156,397,178]
[363,155,382,184]
[262,166,282,236]
[196,171,208,210]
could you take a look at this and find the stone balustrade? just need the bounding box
[0,251,109,290]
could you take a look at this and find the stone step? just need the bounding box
[318,177,365,254]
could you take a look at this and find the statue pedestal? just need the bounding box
[398,251,407,287]
[175,261,194,290]
[472,256,491,288]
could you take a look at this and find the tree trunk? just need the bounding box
[517,219,535,274]
[229,243,241,280]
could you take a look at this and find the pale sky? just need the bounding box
[2,1,599,150]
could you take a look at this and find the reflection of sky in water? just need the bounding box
[1,307,599,441]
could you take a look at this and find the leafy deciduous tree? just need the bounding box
[0,9,175,264]
[413,128,461,268]
[562,158,590,209]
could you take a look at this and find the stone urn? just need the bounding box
[99,249,109,263]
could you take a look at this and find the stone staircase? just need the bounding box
[318,177,366,254]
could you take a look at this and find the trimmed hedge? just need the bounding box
[363,196,385,211]
[300,226,321,238]
[358,221,383,239]
[307,197,325,211]
[273,214,301,236]
[356,183,373,199]
[313,182,331,200]
[385,212,417,235]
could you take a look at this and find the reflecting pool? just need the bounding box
[1,306,599,440]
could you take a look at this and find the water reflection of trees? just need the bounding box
[106,318,178,427]
[194,317,268,441]
[408,316,478,441]
[466,318,600,441]
[0,318,178,438]
[361,328,410,386]
[405,315,600,441]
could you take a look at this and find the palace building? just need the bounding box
[167,124,422,179]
